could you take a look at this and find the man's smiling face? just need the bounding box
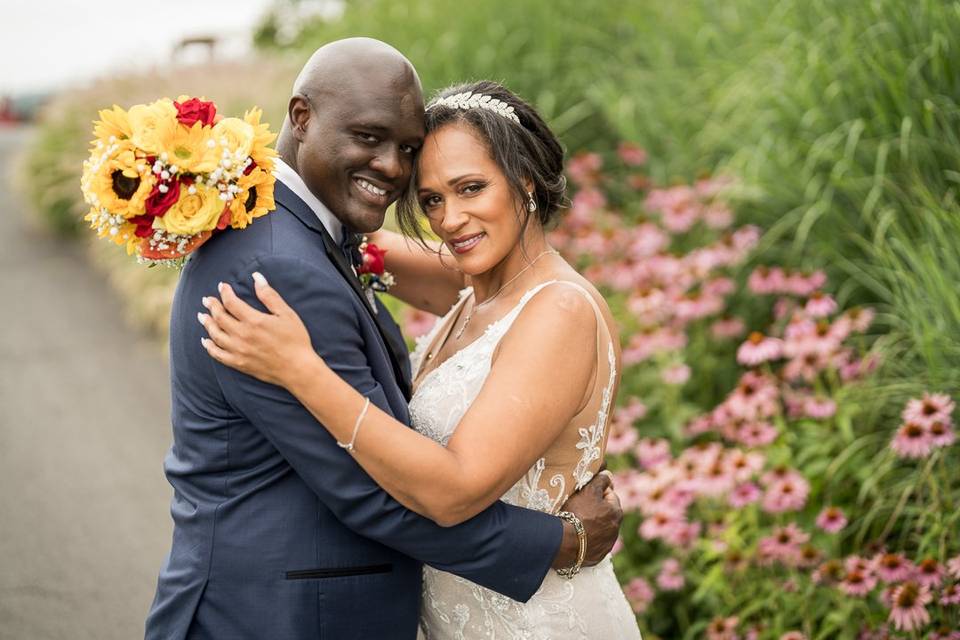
[293,72,425,233]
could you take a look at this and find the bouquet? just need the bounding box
[81,96,277,266]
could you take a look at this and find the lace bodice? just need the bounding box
[409,281,641,640]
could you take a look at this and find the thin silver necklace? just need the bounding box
[455,249,559,340]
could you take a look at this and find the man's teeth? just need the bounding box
[453,234,484,249]
[356,178,387,197]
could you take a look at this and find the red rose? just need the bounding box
[144,179,181,217]
[359,243,387,275]
[128,214,156,238]
[174,98,217,127]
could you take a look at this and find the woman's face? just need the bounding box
[415,122,526,276]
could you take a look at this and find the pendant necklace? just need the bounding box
[454,249,559,340]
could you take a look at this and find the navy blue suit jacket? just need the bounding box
[144,182,562,640]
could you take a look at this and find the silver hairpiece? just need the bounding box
[427,91,520,124]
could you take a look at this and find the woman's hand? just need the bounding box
[199,272,318,387]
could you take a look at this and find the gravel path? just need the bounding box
[0,126,173,639]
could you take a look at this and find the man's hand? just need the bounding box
[550,471,623,569]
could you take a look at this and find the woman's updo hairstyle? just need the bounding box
[396,80,568,243]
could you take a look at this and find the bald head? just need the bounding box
[293,38,421,100]
[278,38,422,156]
[277,38,426,233]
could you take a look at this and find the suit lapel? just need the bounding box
[273,182,413,400]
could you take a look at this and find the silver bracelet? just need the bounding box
[555,510,587,579]
[337,397,370,453]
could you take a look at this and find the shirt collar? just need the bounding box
[272,157,343,244]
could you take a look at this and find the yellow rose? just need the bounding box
[158,183,225,236]
[154,117,219,175]
[213,117,255,160]
[228,167,276,229]
[128,99,177,155]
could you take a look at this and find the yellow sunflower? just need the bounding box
[154,117,219,175]
[228,167,276,229]
[91,105,133,145]
[128,98,177,155]
[81,139,156,219]
[158,183,225,236]
[243,107,278,171]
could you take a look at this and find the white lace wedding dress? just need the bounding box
[409,280,641,640]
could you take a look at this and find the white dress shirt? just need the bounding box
[272,158,343,244]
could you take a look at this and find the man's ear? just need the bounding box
[288,95,311,142]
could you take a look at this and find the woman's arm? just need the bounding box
[200,273,597,527]
[366,229,465,315]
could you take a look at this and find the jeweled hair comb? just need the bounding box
[426,91,521,124]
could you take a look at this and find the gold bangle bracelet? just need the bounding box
[556,510,587,579]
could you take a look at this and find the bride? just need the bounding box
[199,80,641,639]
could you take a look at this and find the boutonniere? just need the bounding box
[356,237,395,311]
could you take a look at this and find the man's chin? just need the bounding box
[340,207,388,234]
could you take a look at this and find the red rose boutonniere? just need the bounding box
[356,237,395,307]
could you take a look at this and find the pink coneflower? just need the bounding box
[844,306,875,333]
[873,553,914,583]
[617,142,648,166]
[748,266,784,295]
[798,544,823,568]
[840,568,878,597]
[816,506,848,533]
[703,203,734,229]
[737,332,783,366]
[761,476,810,513]
[939,583,960,605]
[930,629,960,640]
[736,421,778,447]
[948,555,960,580]
[662,363,691,385]
[712,315,746,339]
[788,270,828,297]
[780,633,806,640]
[728,482,761,508]
[626,223,669,259]
[634,438,671,470]
[890,422,934,459]
[706,616,740,640]
[804,396,837,420]
[758,523,809,566]
[929,421,956,448]
[915,558,944,589]
[639,511,684,541]
[605,420,639,455]
[888,581,931,632]
[902,392,955,428]
[566,152,602,187]
[614,396,648,425]
[665,520,702,548]
[656,558,685,591]
[813,559,844,584]
[623,576,654,614]
[805,292,838,317]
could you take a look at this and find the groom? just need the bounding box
[145,38,622,639]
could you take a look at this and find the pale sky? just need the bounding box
[0,0,274,95]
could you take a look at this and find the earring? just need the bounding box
[526,192,537,213]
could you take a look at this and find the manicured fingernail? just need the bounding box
[252,272,267,287]
[217,282,225,293]
[201,297,212,309]
[200,337,210,348]
[197,312,208,325]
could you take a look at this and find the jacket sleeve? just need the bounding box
[213,253,563,602]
